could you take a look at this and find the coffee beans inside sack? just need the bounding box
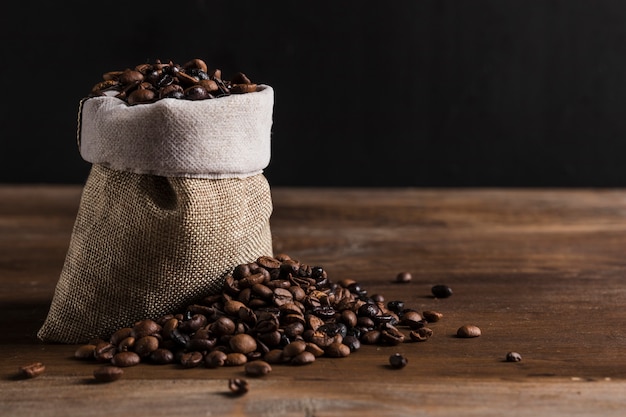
[38,58,274,343]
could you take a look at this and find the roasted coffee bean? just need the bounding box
[170,328,191,347]
[422,310,443,322]
[325,342,350,358]
[360,330,381,345]
[132,319,160,339]
[205,350,228,368]
[112,351,141,367]
[229,333,257,354]
[128,88,155,105]
[343,335,361,352]
[457,324,481,338]
[263,349,285,364]
[93,366,124,383]
[409,327,433,342]
[150,348,174,364]
[358,302,380,319]
[431,284,453,298]
[117,336,135,352]
[395,272,412,283]
[282,340,307,358]
[317,323,347,338]
[506,352,522,362]
[308,330,334,348]
[134,335,159,357]
[244,360,272,377]
[400,310,423,329]
[110,327,133,345]
[18,362,45,378]
[74,344,97,360]
[389,353,408,369]
[387,300,405,313]
[380,325,406,345]
[180,351,204,368]
[228,378,249,396]
[224,352,248,366]
[304,342,325,357]
[94,342,117,362]
[291,351,316,366]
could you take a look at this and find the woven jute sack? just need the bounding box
[38,85,274,343]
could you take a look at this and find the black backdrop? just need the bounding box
[2,0,626,187]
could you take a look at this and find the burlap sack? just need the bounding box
[38,86,274,343]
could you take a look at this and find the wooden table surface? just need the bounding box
[1,185,626,416]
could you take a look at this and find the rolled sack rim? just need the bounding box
[78,85,274,179]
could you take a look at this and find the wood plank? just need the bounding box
[1,186,625,416]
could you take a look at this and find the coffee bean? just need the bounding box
[224,352,248,366]
[325,342,351,358]
[263,349,285,364]
[133,335,159,357]
[205,350,228,368]
[506,351,522,362]
[94,342,117,362]
[229,334,257,354]
[18,362,45,379]
[228,378,249,396]
[111,351,141,367]
[244,360,272,377]
[93,366,124,383]
[150,348,174,364]
[431,284,453,298]
[409,327,433,342]
[389,353,408,369]
[282,340,307,359]
[74,344,96,360]
[395,272,412,283]
[291,351,316,366]
[457,324,481,338]
[343,335,361,353]
[386,300,405,313]
[132,319,160,339]
[110,327,133,345]
[422,310,443,322]
[180,351,204,368]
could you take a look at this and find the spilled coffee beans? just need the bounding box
[74,254,451,378]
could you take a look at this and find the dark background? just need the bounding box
[2,0,626,187]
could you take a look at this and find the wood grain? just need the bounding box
[1,186,626,416]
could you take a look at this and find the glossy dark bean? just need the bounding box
[389,353,408,369]
[431,284,453,298]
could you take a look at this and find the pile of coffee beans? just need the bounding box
[74,254,444,378]
[89,58,257,105]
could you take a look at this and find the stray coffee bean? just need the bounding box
[431,284,453,298]
[457,324,482,338]
[18,362,45,379]
[388,353,408,369]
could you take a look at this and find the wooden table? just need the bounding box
[1,186,625,416]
